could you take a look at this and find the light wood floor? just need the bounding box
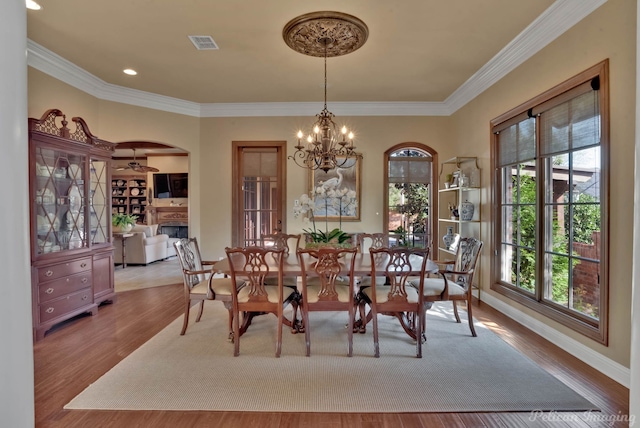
[33,265,630,428]
[113,257,182,292]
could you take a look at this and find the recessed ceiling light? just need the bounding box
[26,0,41,10]
[123,69,137,76]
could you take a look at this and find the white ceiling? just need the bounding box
[26,0,606,157]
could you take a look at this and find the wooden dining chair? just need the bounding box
[261,232,302,332]
[174,238,237,339]
[296,247,358,357]
[261,232,301,287]
[361,247,430,358]
[225,246,297,357]
[411,237,483,337]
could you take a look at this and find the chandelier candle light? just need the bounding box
[283,11,368,172]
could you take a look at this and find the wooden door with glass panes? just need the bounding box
[232,142,286,247]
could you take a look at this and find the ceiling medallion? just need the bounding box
[282,11,369,58]
[283,12,368,172]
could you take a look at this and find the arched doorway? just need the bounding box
[113,141,189,236]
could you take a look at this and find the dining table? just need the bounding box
[213,249,439,341]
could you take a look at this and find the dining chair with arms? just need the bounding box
[411,236,483,337]
[225,246,297,357]
[361,247,430,358]
[174,238,237,339]
[297,247,359,357]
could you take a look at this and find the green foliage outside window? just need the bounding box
[513,168,600,312]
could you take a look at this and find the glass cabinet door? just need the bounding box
[90,158,109,244]
[35,146,87,254]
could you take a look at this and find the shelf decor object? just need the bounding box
[29,108,117,341]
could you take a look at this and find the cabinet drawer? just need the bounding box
[37,257,92,283]
[38,272,92,303]
[39,288,93,323]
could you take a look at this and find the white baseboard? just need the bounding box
[479,292,630,388]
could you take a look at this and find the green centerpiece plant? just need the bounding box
[112,213,138,233]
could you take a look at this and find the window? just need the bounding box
[384,144,437,249]
[491,61,609,343]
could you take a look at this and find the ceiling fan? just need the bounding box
[114,148,159,172]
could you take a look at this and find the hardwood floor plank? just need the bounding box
[33,269,629,428]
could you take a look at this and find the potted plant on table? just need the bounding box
[112,213,138,233]
[293,185,357,248]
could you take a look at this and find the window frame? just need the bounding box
[383,143,438,252]
[490,60,609,344]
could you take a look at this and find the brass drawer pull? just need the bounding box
[81,278,88,283]
[45,307,54,314]
[45,270,53,277]
[45,288,54,294]
[80,262,87,268]
[82,295,88,300]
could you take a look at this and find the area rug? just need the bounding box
[65,302,596,413]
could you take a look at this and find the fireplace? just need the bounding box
[159,222,188,239]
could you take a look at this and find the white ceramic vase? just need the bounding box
[443,226,455,250]
[460,200,475,221]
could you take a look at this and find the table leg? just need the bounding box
[121,237,128,269]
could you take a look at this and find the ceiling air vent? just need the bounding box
[188,35,219,50]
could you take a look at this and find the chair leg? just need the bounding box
[466,299,477,337]
[303,306,311,357]
[372,307,380,358]
[226,308,234,342]
[195,300,205,323]
[276,309,283,358]
[452,300,461,323]
[233,308,240,356]
[416,311,422,358]
[347,306,354,357]
[180,299,191,335]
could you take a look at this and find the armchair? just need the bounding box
[174,238,237,338]
[411,237,483,337]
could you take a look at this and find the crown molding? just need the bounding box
[27,40,202,117]
[199,101,449,117]
[27,0,607,118]
[445,0,607,114]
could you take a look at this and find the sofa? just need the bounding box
[114,224,178,265]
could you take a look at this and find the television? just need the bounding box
[153,173,188,198]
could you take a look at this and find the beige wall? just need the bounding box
[198,116,451,260]
[450,0,635,367]
[27,0,634,370]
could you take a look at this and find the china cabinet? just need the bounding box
[29,109,116,341]
[438,157,481,295]
[111,175,147,223]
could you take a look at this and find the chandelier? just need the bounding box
[283,11,368,172]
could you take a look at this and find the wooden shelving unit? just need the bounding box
[111,176,147,223]
[438,156,481,296]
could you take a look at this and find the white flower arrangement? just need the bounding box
[293,182,357,244]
